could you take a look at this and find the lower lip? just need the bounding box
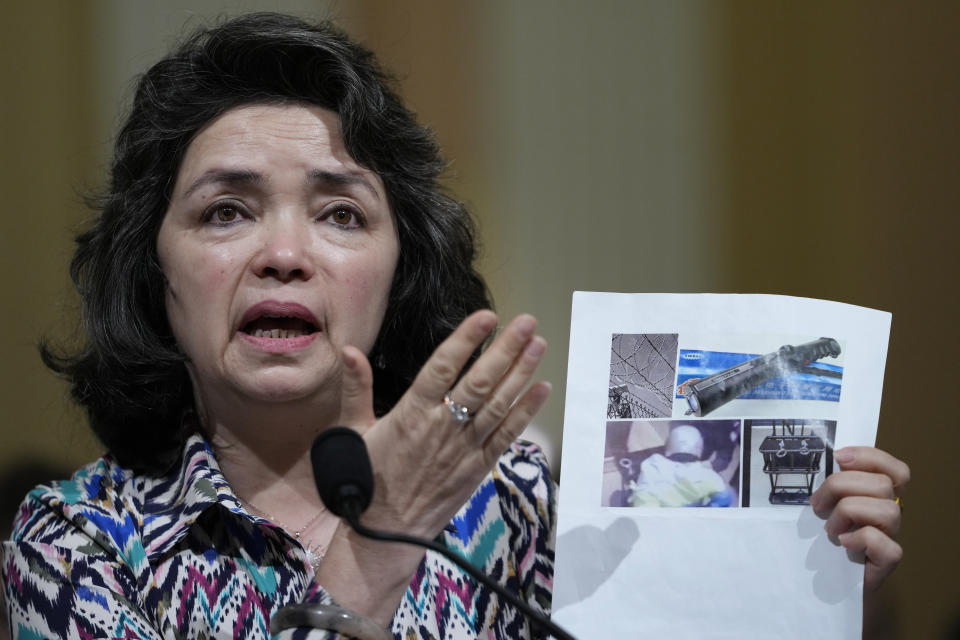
[238,332,319,353]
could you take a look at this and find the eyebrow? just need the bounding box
[307,169,380,201]
[182,169,263,199]
[180,168,380,201]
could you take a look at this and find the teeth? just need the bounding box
[251,328,308,339]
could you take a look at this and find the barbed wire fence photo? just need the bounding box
[608,333,679,419]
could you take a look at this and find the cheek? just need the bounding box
[339,258,396,338]
[348,258,395,308]
[166,242,236,295]
[163,247,239,336]
[343,274,380,311]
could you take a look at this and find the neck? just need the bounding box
[198,389,343,521]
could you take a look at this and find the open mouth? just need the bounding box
[241,315,318,339]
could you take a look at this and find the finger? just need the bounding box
[824,495,901,538]
[450,314,538,414]
[469,335,547,441]
[837,525,903,591]
[811,470,895,516]
[482,380,552,462]
[408,310,498,407]
[834,446,911,494]
[338,345,376,429]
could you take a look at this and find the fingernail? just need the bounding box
[515,314,536,337]
[534,381,553,401]
[837,532,850,547]
[478,311,498,332]
[835,449,854,464]
[525,336,546,358]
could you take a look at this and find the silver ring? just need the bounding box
[443,393,474,425]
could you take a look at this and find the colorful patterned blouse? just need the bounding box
[2,433,555,639]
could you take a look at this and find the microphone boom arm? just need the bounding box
[291,426,578,640]
[338,494,576,640]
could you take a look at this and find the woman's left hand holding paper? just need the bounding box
[811,446,910,589]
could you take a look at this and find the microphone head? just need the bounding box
[311,426,374,518]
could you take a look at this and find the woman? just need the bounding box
[1,13,907,640]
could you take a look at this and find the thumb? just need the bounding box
[339,345,376,430]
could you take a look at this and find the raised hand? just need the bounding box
[810,446,910,590]
[317,311,550,624]
[338,309,550,538]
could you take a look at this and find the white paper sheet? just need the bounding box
[553,293,891,639]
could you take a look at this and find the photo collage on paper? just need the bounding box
[601,332,844,508]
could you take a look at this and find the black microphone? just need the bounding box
[310,426,577,640]
[311,426,374,518]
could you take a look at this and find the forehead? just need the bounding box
[173,103,380,193]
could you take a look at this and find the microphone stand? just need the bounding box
[270,602,392,640]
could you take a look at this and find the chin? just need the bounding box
[249,380,333,405]
[223,365,337,405]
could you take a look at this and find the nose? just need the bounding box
[251,217,315,282]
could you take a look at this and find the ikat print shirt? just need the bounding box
[2,433,555,639]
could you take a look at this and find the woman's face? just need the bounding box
[157,104,398,410]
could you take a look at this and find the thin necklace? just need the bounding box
[239,496,329,570]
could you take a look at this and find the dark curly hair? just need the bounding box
[42,13,491,475]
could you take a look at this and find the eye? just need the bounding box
[214,206,240,223]
[202,199,247,226]
[324,203,364,229]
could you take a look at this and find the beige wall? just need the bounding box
[1,4,101,472]
[352,3,726,470]
[2,2,956,637]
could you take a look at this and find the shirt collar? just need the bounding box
[141,432,265,564]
